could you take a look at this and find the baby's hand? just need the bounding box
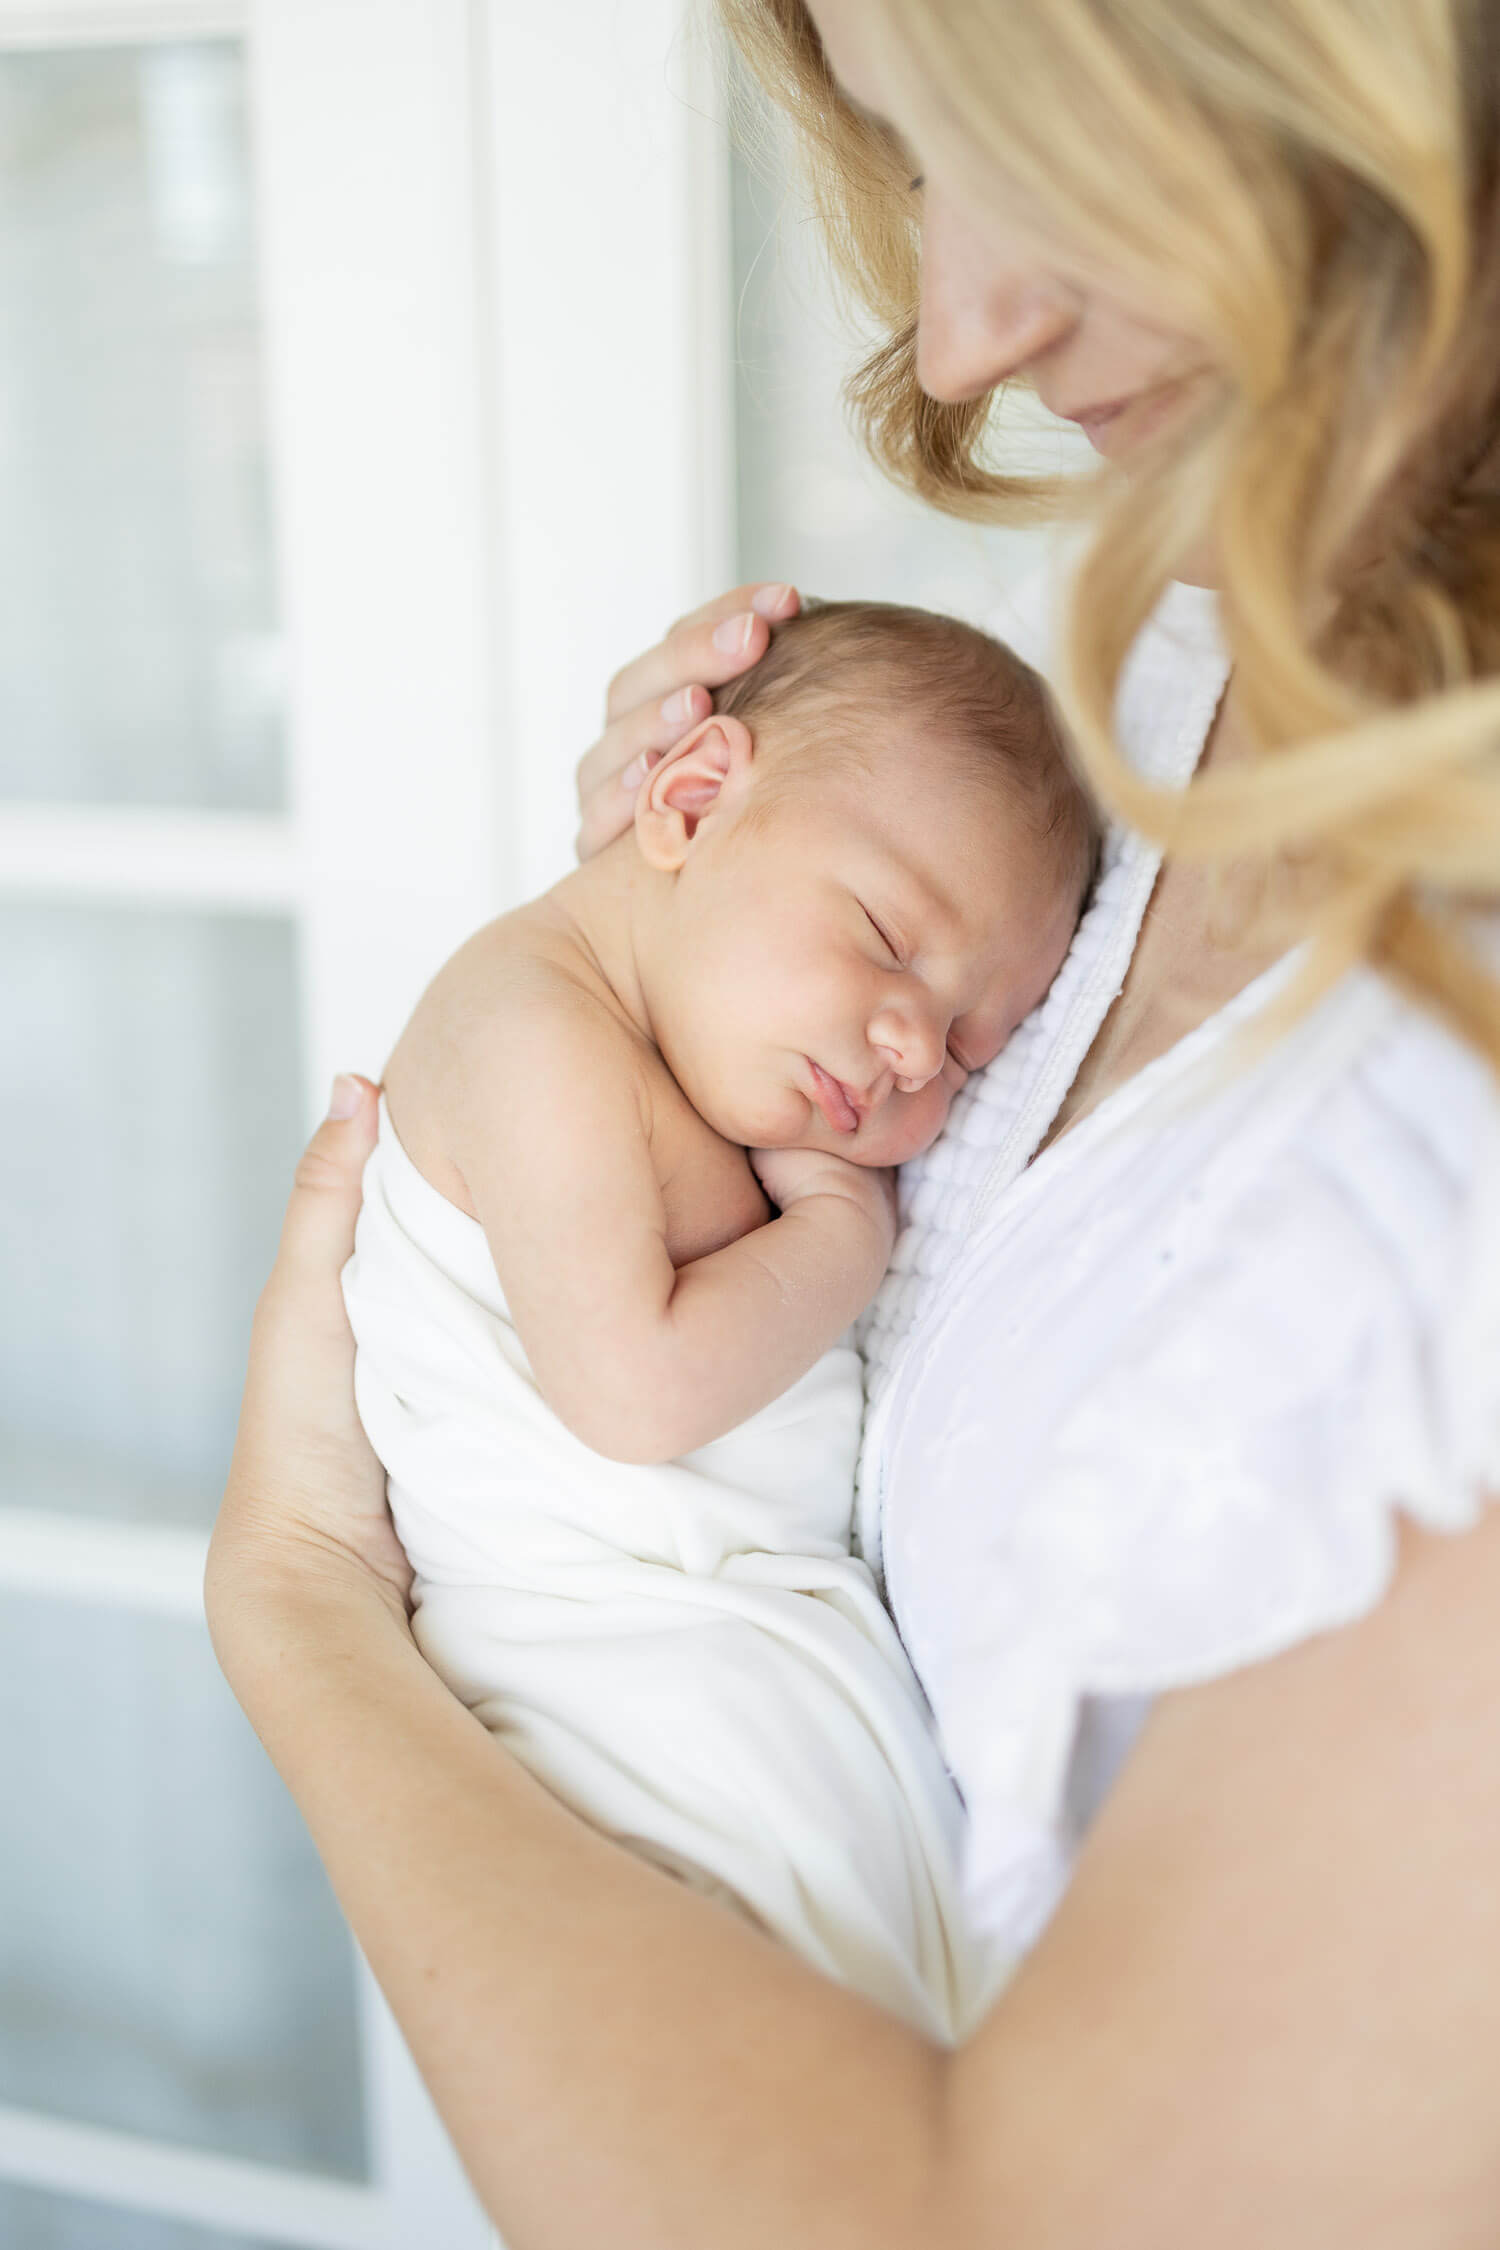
[751,1146,898,1236]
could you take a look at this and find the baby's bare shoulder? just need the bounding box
[384,907,650,1208]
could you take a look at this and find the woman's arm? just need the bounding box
[209,1084,1500,2250]
[210,1550,947,2250]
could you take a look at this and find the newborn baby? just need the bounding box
[343,600,1094,2039]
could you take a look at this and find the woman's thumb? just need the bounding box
[273,1074,381,1291]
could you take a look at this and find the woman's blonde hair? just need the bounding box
[719,0,1500,1063]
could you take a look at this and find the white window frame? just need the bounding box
[0,1,735,2240]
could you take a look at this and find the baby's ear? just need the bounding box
[634,715,755,872]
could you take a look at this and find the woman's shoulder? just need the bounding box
[1033,970,1500,1674]
[1275,970,1500,1504]
[889,959,1500,1703]
[1313,971,1497,1245]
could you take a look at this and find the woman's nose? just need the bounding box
[869,1004,948,1092]
[916,183,1081,404]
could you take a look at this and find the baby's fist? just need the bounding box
[751,1145,897,1235]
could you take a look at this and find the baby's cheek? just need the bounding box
[855,1077,954,1167]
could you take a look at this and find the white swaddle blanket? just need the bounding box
[343,1100,982,2041]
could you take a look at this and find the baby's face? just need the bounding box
[652,746,1082,1167]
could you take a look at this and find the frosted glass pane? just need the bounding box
[731,114,1088,621]
[0,2182,311,2250]
[0,1592,366,2179]
[0,44,285,810]
[0,904,302,1527]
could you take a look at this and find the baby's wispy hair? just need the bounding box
[714,598,1099,900]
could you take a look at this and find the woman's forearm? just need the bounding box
[210,1547,950,2250]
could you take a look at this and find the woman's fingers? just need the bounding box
[574,767,650,863]
[246,1072,381,1464]
[269,1074,381,1314]
[213,1072,413,1610]
[576,581,800,860]
[574,694,718,859]
[603,582,798,724]
[574,682,714,809]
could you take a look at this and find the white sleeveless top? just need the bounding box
[857,546,1500,1972]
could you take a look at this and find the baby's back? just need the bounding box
[383,901,769,1269]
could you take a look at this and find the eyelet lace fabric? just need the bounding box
[881,973,1500,1969]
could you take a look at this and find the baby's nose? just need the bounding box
[869,1006,948,1091]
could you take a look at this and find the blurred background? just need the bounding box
[0,3,1088,2243]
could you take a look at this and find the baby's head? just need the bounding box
[630,599,1097,1167]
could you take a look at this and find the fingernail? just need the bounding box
[327,1073,362,1120]
[661,685,700,725]
[713,612,755,655]
[750,583,793,618]
[620,754,648,791]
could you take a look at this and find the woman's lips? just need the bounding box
[1073,375,1190,452]
[807,1058,862,1134]
[1074,400,1128,437]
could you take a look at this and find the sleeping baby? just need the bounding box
[343,599,1095,2040]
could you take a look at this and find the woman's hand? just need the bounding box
[205,1074,412,1666]
[575,581,800,859]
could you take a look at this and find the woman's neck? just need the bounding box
[1038,674,1287,1151]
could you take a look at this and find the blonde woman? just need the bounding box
[208,0,1500,2239]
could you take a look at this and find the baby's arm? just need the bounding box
[446,995,893,1464]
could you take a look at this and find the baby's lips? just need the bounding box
[806,1058,862,1135]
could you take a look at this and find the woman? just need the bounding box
[208,0,1500,2239]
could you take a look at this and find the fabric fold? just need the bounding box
[344,1101,990,2041]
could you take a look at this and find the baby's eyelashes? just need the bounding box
[861,903,904,964]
